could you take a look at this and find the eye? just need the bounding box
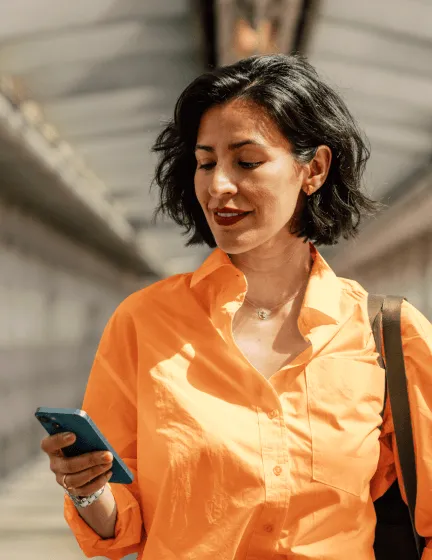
[238,161,262,169]
[198,162,216,170]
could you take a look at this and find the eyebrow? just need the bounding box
[194,140,266,152]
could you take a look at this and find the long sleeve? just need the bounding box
[64,302,146,559]
[374,301,432,559]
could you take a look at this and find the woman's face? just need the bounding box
[194,99,311,255]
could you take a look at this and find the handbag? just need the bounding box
[368,295,425,559]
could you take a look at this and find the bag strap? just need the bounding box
[368,294,424,558]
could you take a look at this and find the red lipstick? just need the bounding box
[213,207,251,226]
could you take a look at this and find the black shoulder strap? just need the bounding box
[368,294,424,558]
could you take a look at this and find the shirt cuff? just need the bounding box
[64,483,144,558]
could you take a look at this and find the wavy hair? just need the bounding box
[152,54,378,247]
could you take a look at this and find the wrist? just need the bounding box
[65,484,106,508]
[72,484,117,539]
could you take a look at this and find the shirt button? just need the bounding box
[263,524,274,533]
[267,409,278,419]
[273,465,282,476]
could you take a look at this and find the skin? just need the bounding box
[195,98,332,376]
[41,431,117,538]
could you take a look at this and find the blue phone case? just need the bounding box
[35,407,134,484]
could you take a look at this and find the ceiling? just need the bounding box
[0,0,210,277]
[306,0,432,200]
[0,0,431,277]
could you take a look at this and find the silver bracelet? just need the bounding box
[65,485,105,508]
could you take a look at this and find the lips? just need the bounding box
[213,208,251,227]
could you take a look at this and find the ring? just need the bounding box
[62,474,74,491]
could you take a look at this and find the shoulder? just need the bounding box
[338,276,368,300]
[99,273,195,344]
[337,275,432,339]
[116,273,194,319]
[401,300,432,344]
[399,301,432,397]
[332,271,432,362]
[336,276,369,314]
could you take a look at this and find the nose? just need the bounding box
[208,167,237,199]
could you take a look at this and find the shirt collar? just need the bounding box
[302,245,342,326]
[190,244,342,325]
[190,248,232,288]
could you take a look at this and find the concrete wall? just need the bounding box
[0,198,144,477]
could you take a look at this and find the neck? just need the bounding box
[229,237,312,309]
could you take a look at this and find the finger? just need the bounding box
[51,448,64,459]
[40,432,76,455]
[64,470,113,497]
[56,463,112,491]
[50,450,112,477]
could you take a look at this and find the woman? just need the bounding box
[41,54,432,559]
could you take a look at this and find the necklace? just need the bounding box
[244,281,307,321]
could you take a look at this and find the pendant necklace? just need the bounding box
[235,242,308,321]
[244,281,307,321]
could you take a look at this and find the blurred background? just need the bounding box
[0,0,431,558]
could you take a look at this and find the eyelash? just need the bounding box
[198,161,261,170]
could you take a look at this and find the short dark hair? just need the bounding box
[152,53,378,247]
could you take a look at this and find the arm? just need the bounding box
[64,302,146,559]
[388,301,432,559]
[75,485,117,539]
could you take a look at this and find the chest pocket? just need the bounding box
[305,358,385,496]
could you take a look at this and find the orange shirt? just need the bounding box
[64,246,432,560]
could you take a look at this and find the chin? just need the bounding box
[213,232,260,255]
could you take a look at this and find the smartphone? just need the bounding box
[35,407,134,484]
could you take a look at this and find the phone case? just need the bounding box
[35,407,134,484]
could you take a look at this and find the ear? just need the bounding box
[301,145,332,196]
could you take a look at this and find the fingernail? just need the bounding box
[103,452,113,462]
[106,471,113,479]
[64,433,75,441]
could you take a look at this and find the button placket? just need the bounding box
[246,406,291,559]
